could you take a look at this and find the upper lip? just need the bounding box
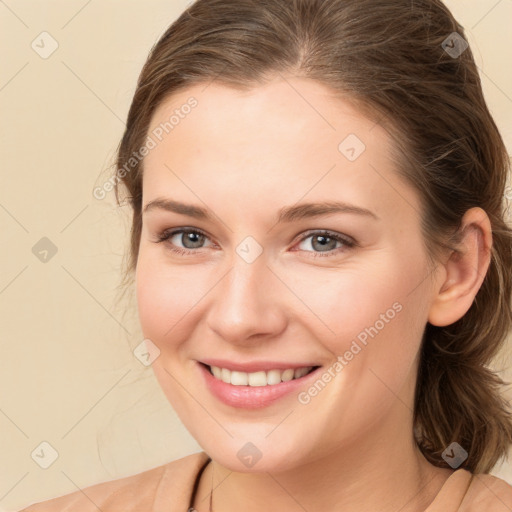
[199,358,321,373]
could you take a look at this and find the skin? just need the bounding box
[136,76,492,511]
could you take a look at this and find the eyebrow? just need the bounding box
[142,198,379,223]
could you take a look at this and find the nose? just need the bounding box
[205,252,288,346]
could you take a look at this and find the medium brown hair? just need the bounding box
[113,0,512,473]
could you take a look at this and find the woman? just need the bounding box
[20,0,512,510]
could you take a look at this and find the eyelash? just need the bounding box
[153,227,357,258]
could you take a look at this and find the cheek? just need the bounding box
[135,251,207,346]
[136,245,245,374]
[282,253,416,341]
[285,251,428,384]
[291,277,425,442]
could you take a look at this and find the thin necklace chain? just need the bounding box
[209,459,214,512]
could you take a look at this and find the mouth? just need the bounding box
[201,362,320,387]
[197,361,323,409]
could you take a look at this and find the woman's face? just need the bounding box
[136,77,439,472]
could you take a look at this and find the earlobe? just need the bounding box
[428,207,492,327]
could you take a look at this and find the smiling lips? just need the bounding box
[199,358,320,385]
[197,359,323,409]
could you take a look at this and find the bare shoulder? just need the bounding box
[460,472,512,511]
[17,451,209,512]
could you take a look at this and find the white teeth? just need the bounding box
[209,365,314,386]
[266,369,282,385]
[221,368,231,384]
[281,368,295,382]
[294,367,310,379]
[248,371,267,387]
[231,371,248,386]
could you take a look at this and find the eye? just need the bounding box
[153,227,356,258]
[293,230,356,258]
[153,227,215,256]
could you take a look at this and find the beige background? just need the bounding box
[1,1,512,510]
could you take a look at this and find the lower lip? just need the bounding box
[197,362,322,409]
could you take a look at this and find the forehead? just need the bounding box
[142,77,418,225]
[147,77,385,155]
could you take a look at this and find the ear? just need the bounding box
[428,207,492,327]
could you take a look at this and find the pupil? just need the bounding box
[313,235,336,252]
[184,232,203,248]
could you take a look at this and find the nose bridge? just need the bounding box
[219,250,271,317]
[206,246,286,342]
